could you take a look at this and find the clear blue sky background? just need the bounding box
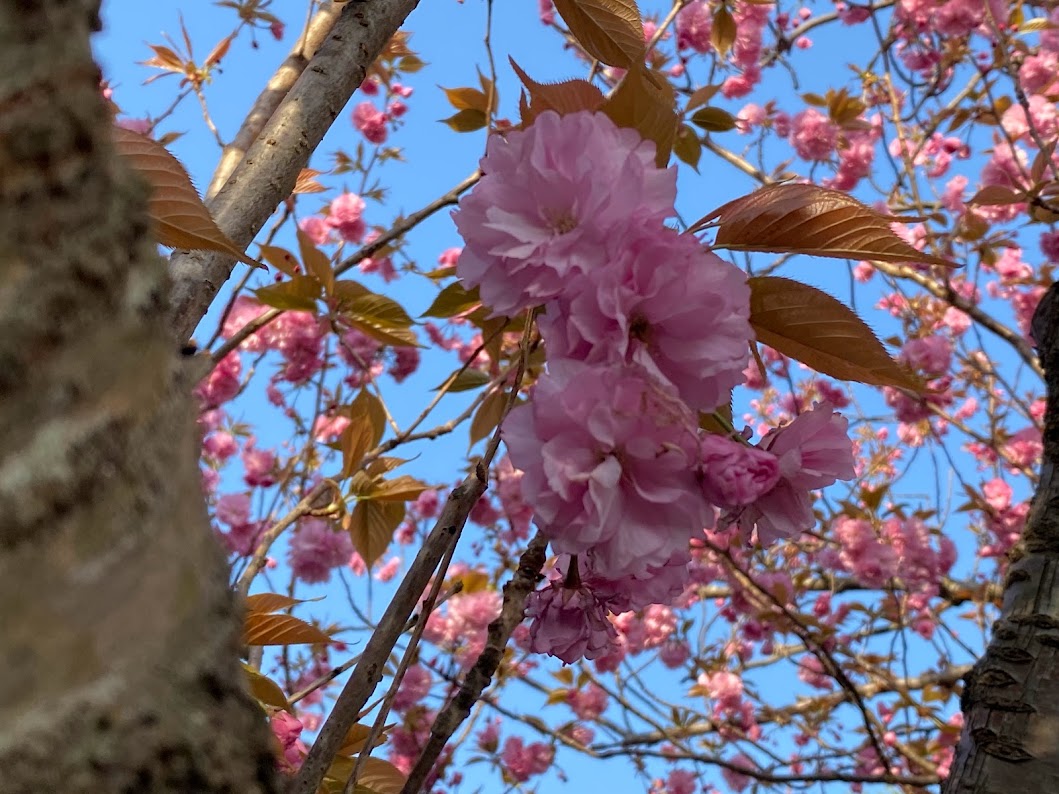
[90,1,1023,791]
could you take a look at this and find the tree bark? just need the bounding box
[943,283,1059,792]
[0,2,278,791]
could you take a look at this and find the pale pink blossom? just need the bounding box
[452,111,676,316]
[298,216,332,246]
[501,737,553,782]
[393,664,432,711]
[196,351,241,408]
[352,101,388,144]
[288,518,354,584]
[326,192,367,243]
[676,0,712,52]
[900,335,953,376]
[216,493,251,527]
[538,225,751,411]
[699,434,780,509]
[504,361,709,578]
[790,108,837,161]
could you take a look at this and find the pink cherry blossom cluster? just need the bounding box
[450,110,856,663]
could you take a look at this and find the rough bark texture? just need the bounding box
[0,2,278,791]
[944,282,1059,792]
[168,0,421,343]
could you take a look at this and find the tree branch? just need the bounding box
[169,0,422,343]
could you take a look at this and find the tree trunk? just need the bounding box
[943,285,1059,792]
[0,2,278,791]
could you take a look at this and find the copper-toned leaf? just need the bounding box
[113,126,262,268]
[689,183,957,267]
[258,244,300,277]
[748,276,922,391]
[689,106,737,132]
[602,66,679,167]
[324,756,407,794]
[340,415,376,478]
[368,474,431,502]
[470,387,507,448]
[349,389,387,449]
[685,84,722,113]
[510,59,606,124]
[255,276,320,311]
[442,85,490,113]
[243,612,330,646]
[297,227,334,293]
[968,185,1023,206]
[710,7,737,56]
[673,124,702,169]
[294,168,328,194]
[336,723,392,757]
[246,593,306,614]
[345,294,419,348]
[422,281,480,318]
[205,32,235,67]
[441,108,488,133]
[242,663,292,712]
[347,500,405,567]
[552,0,645,69]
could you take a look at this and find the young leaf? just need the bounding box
[367,474,431,502]
[441,108,488,133]
[673,125,702,169]
[552,0,645,68]
[441,85,491,112]
[710,6,737,56]
[689,183,957,267]
[297,227,334,294]
[258,244,299,278]
[602,66,679,167]
[336,723,392,757]
[469,387,507,448]
[245,593,306,614]
[748,276,922,391]
[422,281,481,318]
[689,106,737,132]
[243,612,330,646]
[346,500,406,568]
[113,126,262,268]
[242,664,292,712]
[254,277,320,311]
[345,294,420,347]
[510,59,606,124]
[348,389,388,449]
[433,367,492,393]
[340,415,377,479]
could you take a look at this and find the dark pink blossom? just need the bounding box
[352,101,388,144]
[288,518,354,584]
[525,579,618,663]
[699,434,780,508]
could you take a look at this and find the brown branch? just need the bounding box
[206,2,344,199]
[169,0,422,343]
[289,469,487,794]
[399,531,549,794]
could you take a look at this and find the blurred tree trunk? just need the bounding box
[0,1,278,791]
[943,284,1059,792]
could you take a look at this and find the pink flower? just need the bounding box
[501,737,554,782]
[216,493,251,527]
[664,769,697,794]
[352,101,388,144]
[525,580,618,663]
[900,335,952,377]
[733,403,855,545]
[503,361,708,578]
[790,108,837,161]
[374,556,401,582]
[393,664,432,711]
[298,216,332,246]
[242,439,277,487]
[389,346,420,382]
[196,351,241,408]
[204,430,238,460]
[566,683,609,720]
[288,518,355,584]
[326,192,366,243]
[699,434,780,508]
[538,225,751,411]
[452,110,676,316]
[721,754,756,792]
[676,0,712,52]
[270,710,305,772]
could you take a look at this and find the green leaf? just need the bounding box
[673,124,702,168]
[689,106,737,132]
[242,663,291,712]
[434,367,491,392]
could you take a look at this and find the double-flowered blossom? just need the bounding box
[452,110,677,316]
[503,360,710,579]
[539,224,751,411]
[450,108,857,663]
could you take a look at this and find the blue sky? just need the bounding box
[89,1,1030,791]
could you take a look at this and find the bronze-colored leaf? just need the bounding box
[422,281,480,318]
[602,66,679,167]
[442,85,490,113]
[340,415,376,478]
[254,277,320,311]
[470,387,507,448]
[348,389,387,449]
[368,474,431,502]
[710,6,737,56]
[968,185,1023,206]
[245,593,306,614]
[324,756,407,794]
[336,723,392,757]
[293,167,327,194]
[552,0,645,68]
[441,108,488,133]
[689,106,737,132]
[689,183,957,267]
[258,244,299,277]
[510,59,605,124]
[347,500,406,567]
[243,612,330,646]
[673,124,702,169]
[242,663,292,712]
[748,276,922,391]
[298,227,334,293]
[113,126,262,268]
